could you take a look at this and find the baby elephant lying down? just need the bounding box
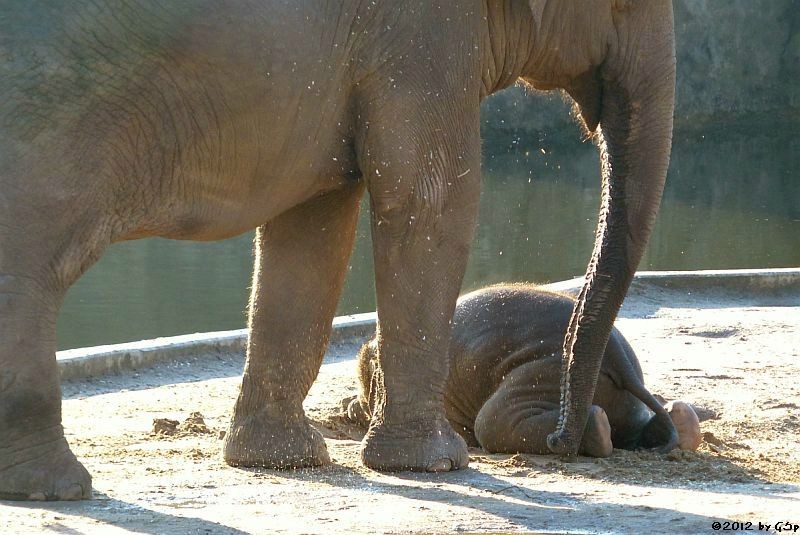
[346,285,701,457]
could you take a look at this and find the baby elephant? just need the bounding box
[346,285,701,457]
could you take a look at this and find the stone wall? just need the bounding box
[482,0,800,141]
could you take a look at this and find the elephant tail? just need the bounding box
[612,333,679,453]
[623,378,679,453]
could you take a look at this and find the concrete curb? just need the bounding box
[57,330,247,381]
[543,267,800,295]
[58,268,798,382]
[58,312,377,382]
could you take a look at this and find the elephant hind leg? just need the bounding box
[474,396,613,458]
[0,274,92,500]
[348,338,379,428]
[223,182,365,469]
[0,218,112,500]
[473,364,613,458]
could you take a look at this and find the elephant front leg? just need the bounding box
[358,113,482,472]
[223,183,364,468]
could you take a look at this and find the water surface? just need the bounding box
[57,124,800,349]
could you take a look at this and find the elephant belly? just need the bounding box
[1,2,364,243]
[121,20,361,241]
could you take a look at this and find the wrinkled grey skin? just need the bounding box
[0,0,675,500]
[348,285,680,457]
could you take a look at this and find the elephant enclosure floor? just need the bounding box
[2,281,800,534]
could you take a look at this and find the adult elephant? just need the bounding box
[0,0,675,500]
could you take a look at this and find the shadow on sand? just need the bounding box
[2,491,249,535]
[240,460,782,534]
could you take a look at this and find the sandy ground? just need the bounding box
[1,280,799,534]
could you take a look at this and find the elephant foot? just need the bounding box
[578,405,613,458]
[0,436,92,501]
[223,409,330,469]
[361,417,469,472]
[665,400,701,451]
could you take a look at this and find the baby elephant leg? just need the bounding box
[341,338,379,428]
[342,395,371,427]
[473,364,613,458]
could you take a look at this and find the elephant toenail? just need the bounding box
[426,459,453,472]
[64,483,89,500]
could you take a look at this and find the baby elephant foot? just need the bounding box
[578,405,613,458]
[665,400,701,451]
[223,408,330,469]
[0,436,92,501]
[361,417,469,472]
[340,395,370,427]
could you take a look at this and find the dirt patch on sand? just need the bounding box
[152,412,214,437]
[1,286,798,534]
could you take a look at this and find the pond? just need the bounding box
[57,122,800,349]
